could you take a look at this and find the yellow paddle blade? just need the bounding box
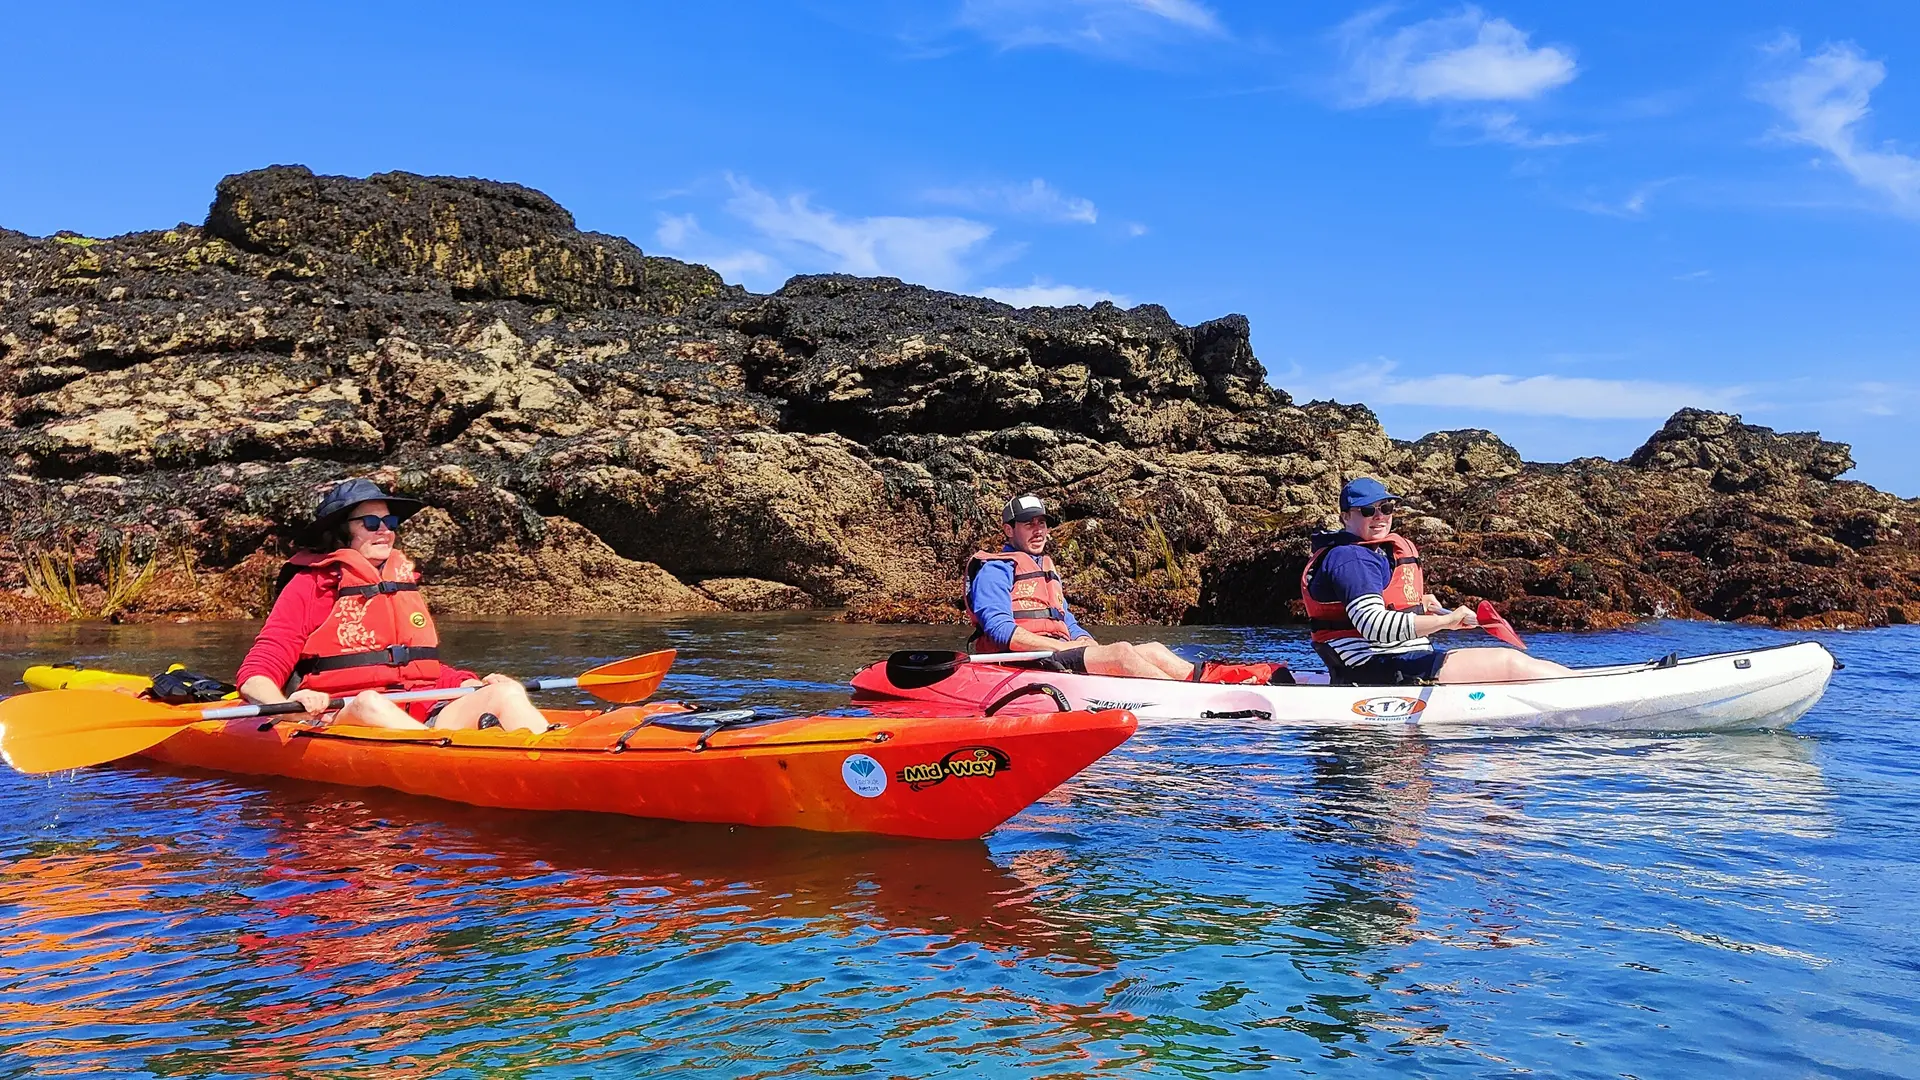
[0,689,210,775]
[574,649,677,703]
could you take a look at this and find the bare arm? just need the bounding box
[239,675,331,715]
[1411,607,1476,637]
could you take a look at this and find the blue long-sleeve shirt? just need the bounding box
[967,551,1089,649]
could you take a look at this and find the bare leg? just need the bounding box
[335,690,429,729]
[1128,641,1196,680]
[1434,647,1575,684]
[1081,642,1181,679]
[431,682,549,733]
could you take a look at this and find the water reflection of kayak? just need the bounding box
[853,641,1838,732]
[0,786,1119,1071]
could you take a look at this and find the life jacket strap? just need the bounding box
[335,581,422,599]
[296,645,440,675]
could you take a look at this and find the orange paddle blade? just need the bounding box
[574,649,677,703]
[0,689,212,775]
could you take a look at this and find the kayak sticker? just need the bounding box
[896,746,1012,791]
[841,753,888,798]
[1351,696,1427,719]
[1085,698,1154,711]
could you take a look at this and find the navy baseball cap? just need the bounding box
[1338,477,1399,511]
[1003,494,1059,526]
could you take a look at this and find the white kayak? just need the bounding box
[851,641,1838,733]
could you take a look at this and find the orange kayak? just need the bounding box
[133,702,1137,841]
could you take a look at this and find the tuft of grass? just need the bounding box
[52,234,102,247]
[1143,515,1187,589]
[22,551,87,619]
[22,544,161,620]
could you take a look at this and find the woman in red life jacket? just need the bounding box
[1300,477,1574,686]
[234,478,549,732]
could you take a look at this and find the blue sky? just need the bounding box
[4,1,1917,493]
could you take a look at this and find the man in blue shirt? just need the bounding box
[966,495,1196,679]
[1302,478,1574,685]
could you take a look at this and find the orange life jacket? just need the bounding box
[1299,532,1425,645]
[285,547,442,695]
[964,549,1073,649]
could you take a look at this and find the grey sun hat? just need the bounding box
[302,478,425,544]
[1003,493,1060,527]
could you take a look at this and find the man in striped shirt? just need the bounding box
[1303,478,1574,686]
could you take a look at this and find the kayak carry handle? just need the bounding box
[985,684,1071,715]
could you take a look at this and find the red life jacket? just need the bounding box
[964,549,1073,649]
[1194,660,1293,685]
[1299,532,1425,645]
[285,547,443,695]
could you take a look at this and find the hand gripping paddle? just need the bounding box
[0,649,677,775]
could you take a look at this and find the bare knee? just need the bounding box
[339,690,424,729]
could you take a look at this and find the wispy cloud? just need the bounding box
[650,175,1124,303]
[1846,380,1918,417]
[1284,358,1749,420]
[1673,269,1713,282]
[981,280,1131,307]
[957,0,1224,58]
[1572,177,1679,218]
[723,176,994,290]
[1337,6,1576,106]
[922,178,1099,223]
[1456,109,1592,148]
[1757,36,1920,217]
[652,213,778,284]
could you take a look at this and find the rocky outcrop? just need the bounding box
[3,167,1916,630]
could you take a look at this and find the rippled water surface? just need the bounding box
[2,615,1917,1078]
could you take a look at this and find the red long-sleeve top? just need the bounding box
[235,569,475,693]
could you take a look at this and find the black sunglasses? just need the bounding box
[353,514,402,532]
[1355,501,1399,519]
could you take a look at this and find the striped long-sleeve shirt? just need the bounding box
[1305,539,1432,667]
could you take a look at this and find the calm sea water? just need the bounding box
[1,614,1916,1078]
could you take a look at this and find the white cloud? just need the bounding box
[958,0,1223,57]
[922,178,1099,223]
[1126,222,1150,237]
[1674,269,1713,282]
[1285,358,1749,420]
[1850,381,1907,416]
[1339,6,1576,106]
[979,279,1132,307]
[651,212,778,286]
[1459,109,1591,148]
[1757,36,1920,216]
[654,176,1128,303]
[1572,178,1678,218]
[724,176,993,290]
